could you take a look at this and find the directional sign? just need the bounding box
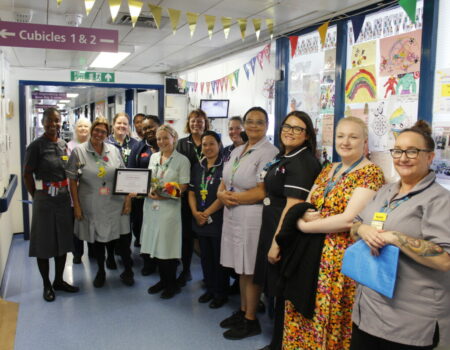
[32,92,67,100]
[71,71,115,83]
[0,20,118,52]
[34,104,58,109]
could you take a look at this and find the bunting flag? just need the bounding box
[194,82,198,92]
[237,18,247,41]
[399,0,417,23]
[253,18,261,41]
[228,74,234,89]
[221,17,232,39]
[204,15,216,40]
[318,21,329,48]
[243,63,250,80]
[85,0,96,16]
[222,77,228,92]
[234,69,240,86]
[266,18,274,39]
[128,0,143,27]
[206,82,211,94]
[256,51,264,69]
[250,57,256,74]
[178,78,184,90]
[181,79,187,90]
[168,8,181,34]
[200,82,205,94]
[148,4,162,29]
[57,0,63,6]
[351,15,365,43]
[212,81,217,94]
[289,36,299,57]
[186,12,199,37]
[263,43,271,63]
[108,0,121,22]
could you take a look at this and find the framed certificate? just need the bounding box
[113,168,151,195]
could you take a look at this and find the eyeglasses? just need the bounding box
[281,124,306,135]
[389,148,432,159]
[244,119,266,127]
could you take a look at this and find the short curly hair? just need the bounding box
[184,109,210,134]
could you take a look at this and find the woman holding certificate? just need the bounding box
[282,117,384,350]
[66,117,134,288]
[140,125,190,300]
[350,121,450,350]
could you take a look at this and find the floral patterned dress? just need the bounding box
[283,163,384,350]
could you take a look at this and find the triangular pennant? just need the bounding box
[318,21,329,48]
[266,18,274,39]
[194,82,198,92]
[212,81,217,94]
[250,57,256,74]
[186,12,199,38]
[243,64,250,80]
[206,82,211,94]
[237,18,247,41]
[351,15,365,43]
[228,74,234,89]
[221,17,232,39]
[222,77,227,92]
[263,43,271,63]
[108,0,121,22]
[128,0,143,27]
[234,69,240,86]
[57,0,63,6]
[256,52,264,69]
[218,78,223,93]
[289,36,299,57]
[85,0,96,16]
[200,82,205,94]
[168,8,181,34]
[204,15,216,40]
[253,18,261,41]
[178,78,183,90]
[399,0,417,24]
[148,4,162,29]
[181,79,187,90]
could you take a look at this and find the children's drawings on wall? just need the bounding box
[382,76,398,98]
[351,40,376,68]
[396,72,419,95]
[380,30,422,76]
[324,49,336,70]
[434,69,450,114]
[320,84,335,114]
[345,103,369,123]
[369,100,391,151]
[345,65,377,103]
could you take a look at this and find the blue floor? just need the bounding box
[1,235,272,350]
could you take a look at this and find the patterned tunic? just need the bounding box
[283,163,384,350]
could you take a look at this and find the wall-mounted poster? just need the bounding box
[351,40,376,68]
[345,65,377,103]
[380,30,422,76]
[434,69,450,114]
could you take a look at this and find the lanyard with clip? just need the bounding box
[229,149,253,191]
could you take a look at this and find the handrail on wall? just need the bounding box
[0,174,18,213]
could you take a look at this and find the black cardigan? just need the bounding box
[275,202,325,319]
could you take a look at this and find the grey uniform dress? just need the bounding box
[24,136,74,258]
[220,137,279,274]
[66,141,130,243]
[353,171,450,347]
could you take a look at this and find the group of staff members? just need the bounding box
[24,106,450,350]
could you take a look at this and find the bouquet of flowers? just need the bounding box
[151,179,181,199]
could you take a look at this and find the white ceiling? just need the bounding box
[0,0,381,74]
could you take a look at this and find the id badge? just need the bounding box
[152,200,160,211]
[99,187,110,196]
[48,186,58,197]
[61,155,68,161]
[207,216,213,224]
[35,180,43,190]
[371,212,387,230]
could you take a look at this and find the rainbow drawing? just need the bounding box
[345,66,377,103]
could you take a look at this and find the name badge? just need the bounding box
[61,155,68,161]
[35,180,43,190]
[99,187,110,196]
[371,212,387,230]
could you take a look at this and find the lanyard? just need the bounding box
[154,155,173,180]
[323,156,364,200]
[194,146,203,163]
[200,166,217,207]
[229,149,253,190]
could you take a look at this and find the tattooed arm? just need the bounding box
[380,230,450,272]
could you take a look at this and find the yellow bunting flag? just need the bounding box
[266,18,274,39]
[148,4,162,29]
[128,0,143,27]
[237,18,247,41]
[186,12,199,38]
[85,0,96,16]
[204,15,216,40]
[221,17,232,39]
[253,18,261,41]
[318,21,329,47]
[168,8,181,35]
[57,0,63,6]
[108,0,121,22]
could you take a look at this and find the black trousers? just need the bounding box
[198,235,229,297]
[350,323,439,350]
[157,258,178,289]
[73,235,93,258]
[268,296,285,350]
[93,234,133,272]
[130,197,144,243]
[180,197,194,273]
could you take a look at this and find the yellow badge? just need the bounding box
[97,166,106,178]
[200,189,208,201]
[372,212,387,222]
[61,155,68,161]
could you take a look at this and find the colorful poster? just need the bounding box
[351,40,376,68]
[345,65,377,103]
[344,103,369,123]
[320,84,335,113]
[434,69,450,113]
[324,49,336,70]
[321,114,334,147]
[380,30,422,76]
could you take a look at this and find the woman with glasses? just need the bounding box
[350,120,450,350]
[282,116,384,350]
[255,111,322,350]
[218,107,278,340]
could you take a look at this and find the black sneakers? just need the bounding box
[223,317,261,340]
[220,310,245,328]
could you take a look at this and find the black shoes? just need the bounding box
[43,285,55,302]
[106,256,117,270]
[53,281,79,293]
[258,346,272,350]
[223,317,261,340]
[209,296,228,309]
[198,292,214,303]
[93,271,106,288]
[160,286,181,299]
[120,271,135,286]
[148,281,165,294]
[220,310,245,328]
[176,270,192,287]
[73,256,82,264]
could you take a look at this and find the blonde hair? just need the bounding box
[90,116,110,136]
[337,116,368,140]
[75,118,91,128]
[157,124,179,146]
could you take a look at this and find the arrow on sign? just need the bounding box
[0,29,16,39]
[105,73,113,82]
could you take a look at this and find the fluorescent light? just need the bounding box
[59,99,71,103]
[67,93,79,98]
[89,52,131,68]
